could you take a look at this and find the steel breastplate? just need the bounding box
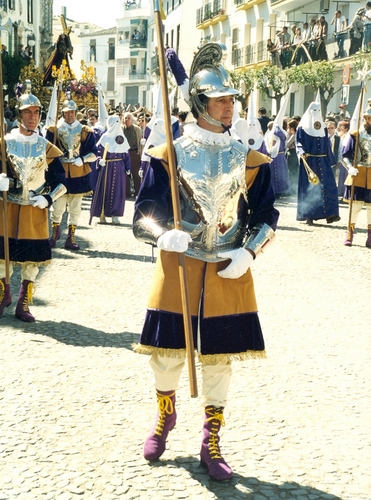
[58,122,82,161]
[358,130,371,166]
[173,137,248,262]
[6,136,49,205]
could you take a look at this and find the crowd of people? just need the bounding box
[254,98,371,249]
[0,87,191,320]
[268,5,371,69]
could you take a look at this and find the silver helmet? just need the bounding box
[16,80,42,111]
[363,107,371,118]
[188,43,239,127]
[62,99,78,112]
[16,80,42,131]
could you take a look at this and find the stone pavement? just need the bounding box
[0,195,370,500]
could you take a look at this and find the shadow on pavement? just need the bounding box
[5,319,140,349]
[49,247,155,262]
[148,459,341,499]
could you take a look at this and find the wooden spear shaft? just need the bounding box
[0,51,10,284]
[153,1,198,397]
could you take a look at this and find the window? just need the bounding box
[27,0,33,23]
[108,38,115,60]
[126,86,138,105]
[90,39,96,61]
[107,67,115,91]
[9,0,15,10]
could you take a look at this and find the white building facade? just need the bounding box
[52,0,368,117]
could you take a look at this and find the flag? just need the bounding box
[97,86,109,131]
[349,82,365,135]
[154,0,166,20]
[44,81,58,130]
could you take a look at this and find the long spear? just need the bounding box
[347,81,365,233]
[153,0,198,397]
[0,50,10,285]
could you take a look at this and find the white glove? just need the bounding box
[138,169,143,178]
[99,159,106,167]
[157,229,192,253]
[217,248,254,280]
[30,195,49,209]
[0,173,10,191]
[140,138,146,146]
[73,157,83,167]
[348,166,359,176]
[126,170,131,176]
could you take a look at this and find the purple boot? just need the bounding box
[65,225,80,250]
[0,278,12,316]
[200,406,233,481]
[344,224,355,247]
[143,390,176,461]
[366,228,371,248]
[50,223,61,248]
[15,280,35,322]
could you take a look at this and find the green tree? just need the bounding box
[287,60,337,117]
[228,69,255,111]
[1,54,29,101]
[254,65,290,111]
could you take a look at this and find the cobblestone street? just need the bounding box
[0,195,370,499]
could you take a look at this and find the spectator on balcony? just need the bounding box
[291,27,308,65]
[302,22,310,43]
[346,8,364,55]
[279,26,292,69]
[320,16,329,39]
[331,10,347,59]
[290,25,297,45]
[362,2,371,50]
[267,38,280,67]
[313,18,328,61]
[307,18,317,60]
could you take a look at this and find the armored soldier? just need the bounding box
[132,43,279,481]
[342,107,371,247]
[0,87,66,322]
[45,98,97,250]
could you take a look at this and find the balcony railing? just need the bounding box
[235,36,352,69]
[124,0,142,9]
[129,39,147,49]
[196,0,226,26]
[129,71,147,80]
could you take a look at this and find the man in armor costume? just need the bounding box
[0,87,66,322]
[132,44,279,481]
[342,107,371,248]
[45,98,97,250]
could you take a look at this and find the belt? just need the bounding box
[307,154,327,157]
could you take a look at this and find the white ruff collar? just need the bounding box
[183,123,239,146]
[58,119,81,132]
[7,128,39,144]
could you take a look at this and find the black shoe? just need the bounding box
[326,215,341,224]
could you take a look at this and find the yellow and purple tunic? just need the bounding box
[0,129,65,265]
[133,126,279,363]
